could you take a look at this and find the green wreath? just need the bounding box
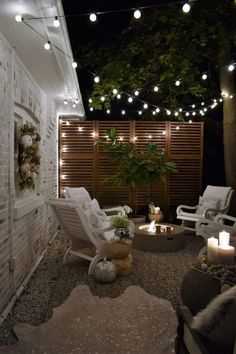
[18,122,41,190]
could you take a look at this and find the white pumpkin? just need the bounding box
[21,134,33,147]
[94,259,117,283]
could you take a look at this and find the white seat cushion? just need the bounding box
[196,197,219,217]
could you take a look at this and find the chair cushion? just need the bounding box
[203,186,232,210]
[196,197,219,218]
[191,285,236,351]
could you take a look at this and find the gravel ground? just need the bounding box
[0,232,204,346]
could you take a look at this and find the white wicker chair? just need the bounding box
[176,186,234,231]
[64,187,126,217]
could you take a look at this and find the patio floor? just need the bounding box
[0,232,204,348]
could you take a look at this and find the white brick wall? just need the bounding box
[0,33,58,315]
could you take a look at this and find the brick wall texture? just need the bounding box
[0,33,58,315]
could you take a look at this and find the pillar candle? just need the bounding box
[217,245,235,265]
[207,237,218,264]
[219,231,230,247]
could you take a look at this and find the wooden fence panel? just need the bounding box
[59,119,203,212]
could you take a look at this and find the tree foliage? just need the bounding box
[82,0,236,119]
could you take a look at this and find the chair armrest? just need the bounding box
[176,306,209,354]
[102,206,125,216]
[177,204,198,215]
[215,214,236,224]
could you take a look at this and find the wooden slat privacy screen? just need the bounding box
[59,120,203,212]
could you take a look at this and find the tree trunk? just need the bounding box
[218,23,236,215]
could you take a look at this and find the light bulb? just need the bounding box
[175,80,181,86]
[53,16,60,27]
[44,41,51,50]
[148,135,152,139]
[72,61,78,68]
[75,99,79,104]
[113,88,118,95]
[167,110,171,115]
[202,73,207,80]
[88,98,92,103]
[152,111,156,115]
[134,9,141,19]
[94,76,100,83]
[90,107,94,111]
[66,121,70,125]
[128,97,133,103]
[89,13,97,22]
[162,130,166,135]
[156,107,160,113]
[78,127,83,131]
[72,103,76,108]
[192,104,195,108]
[192,111,196,116]
[117,94,121,99]
[176,126,180,130]
[64,99,68,105]
[201,102,205,106]
[15,14,22,22]
[121,110,126,115]
[204,108,207,112]
[143,103,148,109]
[134,90,139,96]
[106,109,110,114]
[230,95,233,99]
[228,64,235,72]
[188,120,192,123]
[174,112,179,116]
[100,96,105,102]
[153,86,159,92]
[219,98,223,102]
[119,137,123,141]
[182,3,191,13]
[185,112,189,116]
[138,111,142,115]
[179,108,182,112]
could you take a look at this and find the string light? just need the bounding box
[152,111,156,115]
[72,61,78,68]
[89,13,97,22]
[134,90,139,96]
[72,103,76,108]
[88,98,93,103]
[134,9,141,19]
[175,80,181,86]
[156,107,160,113]
[153,86,159,92]
[100,96,105,102]
[64,99,68,105]
[143,103,148,109]
[90,107,94,111]
[188,120,192,123]
[113,88,118,95]
[121,110,126,115]
[202,73,207,80]
[78,127,83,131]
[176,126,180,130]
[138,111,142,115]
[128,97,133,103]
[106,109,111,114]
[117,94,121,99]
[53,16,60,27]
[44,41,51,50]
[94,76,100,83]
[167,110,171,115]
[182,2,191,13]
[228,64,235,72]
[15,14,23,22]
[148,135,152,139]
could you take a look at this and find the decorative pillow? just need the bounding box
[191,285,236,351]
[196,197,219,218]
[83,199,108,228]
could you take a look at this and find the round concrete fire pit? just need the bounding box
[133,223,185,252]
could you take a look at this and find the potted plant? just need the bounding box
[97,127,177,219]
[148,202,164,222]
